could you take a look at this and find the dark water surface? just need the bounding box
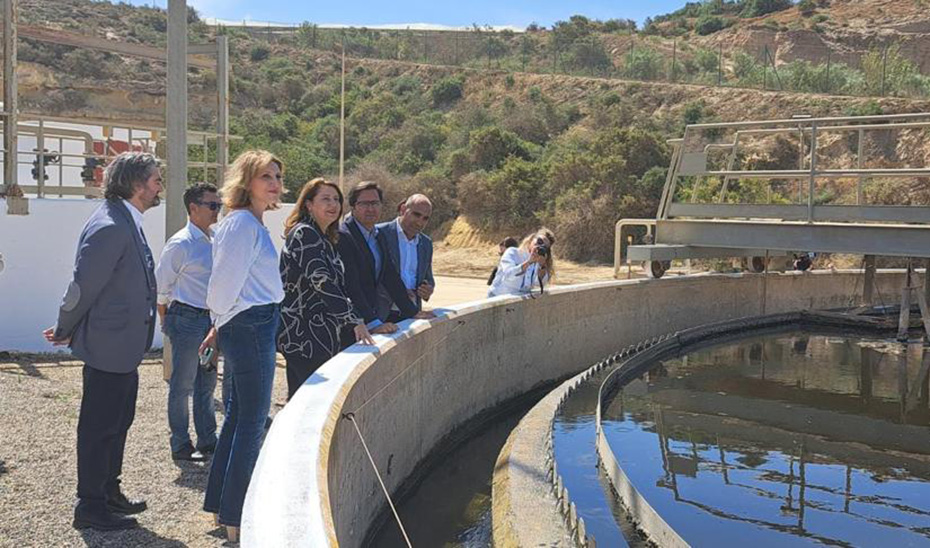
[369,400,536,548]
[597,332,930,547]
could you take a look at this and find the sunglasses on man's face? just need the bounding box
[196,201,222,211]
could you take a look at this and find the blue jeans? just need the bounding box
[164,304,217,453]
[203,303,279,527]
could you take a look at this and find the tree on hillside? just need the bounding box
[740,0,792,18]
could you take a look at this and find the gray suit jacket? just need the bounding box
[376,219,434,316]
[55,199,157,373]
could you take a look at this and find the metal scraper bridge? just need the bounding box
[617,112,930,280]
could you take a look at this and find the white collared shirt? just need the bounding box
[121,198,145,235]
[207,209,285,329]
[155,221,213,309]
[396,221,419,290]
[488,247,549,297]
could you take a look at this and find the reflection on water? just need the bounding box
[604,333,930,547]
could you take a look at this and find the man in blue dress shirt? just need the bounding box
[155,183,221,462]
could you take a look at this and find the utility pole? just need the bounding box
[166,0,188,238]
[2,0,18,193]
[339,37,346,195]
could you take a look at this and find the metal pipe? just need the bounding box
[857,128,864,205]
[808,123,818,222]
[686,111,930,130]
[37,118,45,198]
[701,168,930,178]
[613,218,656,278]
[718,131,742,203]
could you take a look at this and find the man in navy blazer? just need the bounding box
[44,152,161,531]
[377,194,435,320]
[337,182,420,347]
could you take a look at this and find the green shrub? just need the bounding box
[431,76,465,106]
[625,47,665,80]
[798,0,817,16]
[250,44,270,62]
[467,126,533,170]
[565,37,613,73]
[694,15,727,36]
[741,0,792,18]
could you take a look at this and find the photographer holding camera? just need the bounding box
[487,228,556,298]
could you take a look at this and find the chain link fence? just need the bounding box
[228,22,930,102]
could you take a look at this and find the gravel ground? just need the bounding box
[0,353,289,548]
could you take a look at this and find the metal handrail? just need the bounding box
[667,112,930,224]
[2,114,239,197]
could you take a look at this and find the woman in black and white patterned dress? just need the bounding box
[277,178,374,400]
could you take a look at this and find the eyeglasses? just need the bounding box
[196,201,222,211]
[355,200,382,208]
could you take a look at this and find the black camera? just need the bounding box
[534,237,550,257]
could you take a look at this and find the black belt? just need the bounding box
[171,301,210,315]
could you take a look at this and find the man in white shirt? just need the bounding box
[155,183,220,462]
[377,194,435,320]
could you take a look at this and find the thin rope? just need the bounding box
[344,413,413,548]
[348,320,464,416]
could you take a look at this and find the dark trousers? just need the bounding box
[284,352,329,400]
[77,365,139,504]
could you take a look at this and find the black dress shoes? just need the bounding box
[73,500,139,531]
[106,489,148,515]
[172,442,207,462]
[196,441,216,455]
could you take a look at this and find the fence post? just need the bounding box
[762,45,767,90]
[717,44,723,85]
[880,44,888,97]
[825,50,831,94]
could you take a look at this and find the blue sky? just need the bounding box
[135,0,691,29]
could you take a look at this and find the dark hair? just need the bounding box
[103,152,160,201]
[183,182,218,214]
[284,178,344,244]
[347,181,383,207]
[500,236,518,249]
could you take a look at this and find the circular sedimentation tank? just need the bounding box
[541,311,930,547]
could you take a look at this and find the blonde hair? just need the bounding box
[521,227,556,279]
[283,178,344,244]
[221,150,284,210]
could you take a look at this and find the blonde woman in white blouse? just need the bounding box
[202,150,285,543]
[488,228,556,298]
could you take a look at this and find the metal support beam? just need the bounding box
[863,255,876,305]
[18,23,214,69]
[166,0,188,239]
[626,244,786,262]
[2,0,18,192]
[215,35,229,185]
[667,203,930,224]
[656,219,930,258]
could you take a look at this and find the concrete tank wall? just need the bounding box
[242,270,906,547]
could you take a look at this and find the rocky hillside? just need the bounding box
[6,0,930,263]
